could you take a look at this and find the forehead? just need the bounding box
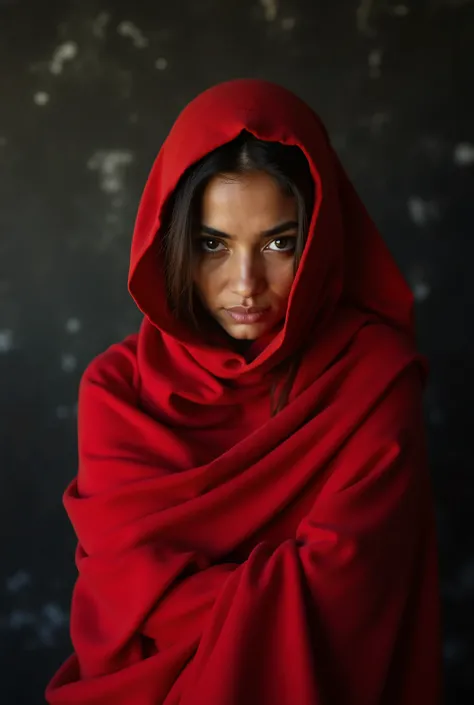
[200,171,297,231]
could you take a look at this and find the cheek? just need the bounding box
[193,259,223,305]
[266,259,296,298]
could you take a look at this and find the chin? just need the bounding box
[222,321,275,340]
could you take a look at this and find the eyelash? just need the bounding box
[198,236,297,254]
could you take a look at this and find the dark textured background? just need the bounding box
[1,0,473,703]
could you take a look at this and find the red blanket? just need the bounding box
[46,80,441,705]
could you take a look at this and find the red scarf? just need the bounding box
[46,80,441,705]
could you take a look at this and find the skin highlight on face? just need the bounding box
[193,170,299,341]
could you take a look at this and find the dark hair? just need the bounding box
[162,130,314,324]
[162,131,314,415]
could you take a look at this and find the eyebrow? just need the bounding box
[199,220,299,240]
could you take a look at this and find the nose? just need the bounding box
[230,250,266,300]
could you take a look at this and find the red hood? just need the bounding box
[128,79,414,375]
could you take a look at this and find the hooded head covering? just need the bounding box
[128,79,414,380]
[46,80,440,705]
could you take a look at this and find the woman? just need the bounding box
[46,79,441,705]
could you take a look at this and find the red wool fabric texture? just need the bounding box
[46,80,441,705]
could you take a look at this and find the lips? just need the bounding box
[225,306,270,324]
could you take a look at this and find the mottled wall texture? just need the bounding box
[0,0,473,703]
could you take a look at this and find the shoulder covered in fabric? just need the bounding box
[350,319,428,383]
[80,334,139,397]
[75,335,143,495]
[319,354,428,506]
[352,321,428,443]
[340,322,429,400]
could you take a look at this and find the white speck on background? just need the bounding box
[260,0,278,22]
[453,142,474,165]
[407,196,439,227]
[9,610,36,630]
[92,12,110,39]
[356,0,377,35]
[0,329,13,353]
[34,91,50,106]
[37,603,69,647]
[55,405,71,420]
[368,49,382,78]
[409,265,432,302]
[42,603,68,628]
[6,604,68,647]
[155,57,168,70]
[61,354,77,373]
[6,571,31,593]
[50,41,78,75]
[87,150,134,194]
[65,317,82,334]
[412,280,431,302]
[117,21,149,48]
[281,17,296,30]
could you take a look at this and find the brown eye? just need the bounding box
[266,236,297,252]
[200,238,226,253]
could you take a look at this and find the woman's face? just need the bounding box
[193,170,299,340]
